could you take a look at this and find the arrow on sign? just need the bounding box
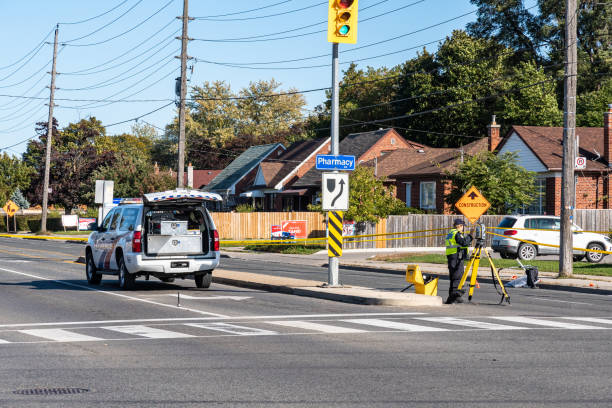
[331,179,345,207]
[468,192,478,200]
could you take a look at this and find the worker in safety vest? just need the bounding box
[445,218,472,304]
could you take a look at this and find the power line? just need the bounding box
[0,42,47,83]
[104,102,175,127]
[194,1,326,21]
[192,0,426,43]
[0,26,55,71]
[193,0,295,19]
[63,0,175,47]
[62,0,145,43]
[59,0,131,25]
[60,20,178,75]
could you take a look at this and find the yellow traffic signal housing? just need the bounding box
[327,0,358,44]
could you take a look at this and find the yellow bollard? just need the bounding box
[405,264,438,296]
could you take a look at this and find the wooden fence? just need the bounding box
[210,212,326,240]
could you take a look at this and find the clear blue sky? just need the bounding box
[0,0,477,156]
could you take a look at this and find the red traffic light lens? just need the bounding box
[339,12,350,22]
[338,0,353,9]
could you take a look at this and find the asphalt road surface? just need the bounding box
[0,237,611,407]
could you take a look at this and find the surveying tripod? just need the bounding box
[458,224,510,304]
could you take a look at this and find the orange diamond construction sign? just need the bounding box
[2,200,19,217]
[454,186,490,224]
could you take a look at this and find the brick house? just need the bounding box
[495,104,612,215]
[290,128,425,204]
[241,138,330,211]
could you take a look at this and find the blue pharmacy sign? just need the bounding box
[315,155,356,171]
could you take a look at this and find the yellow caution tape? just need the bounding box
[486,231,612,255]
[492,226,612,234]
[0,234,88,241]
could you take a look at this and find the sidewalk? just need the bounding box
[221,248,612,292]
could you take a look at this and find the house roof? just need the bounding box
[262,138,329,189]
[496,126,608,171]
[184,169,223,189]
[292,129,422,188]
[391,138,489,177]
[205,143,284,192]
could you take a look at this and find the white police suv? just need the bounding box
[85,189,222,290]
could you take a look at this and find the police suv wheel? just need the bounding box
[85,252,102,285]
[585,243,604,263]
[517,243,536,261]
[118,257,135,290]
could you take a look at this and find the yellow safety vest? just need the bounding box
[445,228,467,255]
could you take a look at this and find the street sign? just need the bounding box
[454,186,491,224]
[316,154,355,171]
[2,200,19,217]
[327,210,344,257]
[322,173,349,211]
[575,156,586,169]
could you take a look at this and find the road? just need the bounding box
[0,237,611,407]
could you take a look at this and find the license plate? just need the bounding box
[171,261,189,268]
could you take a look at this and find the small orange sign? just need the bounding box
[2,200,19,217]
[455,186,491,224]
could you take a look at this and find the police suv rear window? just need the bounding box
[497,217,516,228]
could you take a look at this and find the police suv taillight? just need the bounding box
[504,230,518,236]
[213,230,219,251]
[132,231,142,253]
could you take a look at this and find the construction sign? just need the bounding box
[327,210,343,257]
[2,200,19,217]
[454,186,491,224]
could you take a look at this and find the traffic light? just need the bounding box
[327,0,358,44]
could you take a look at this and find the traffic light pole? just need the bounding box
[328,42,340,286]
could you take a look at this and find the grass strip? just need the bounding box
[244,244,326,255]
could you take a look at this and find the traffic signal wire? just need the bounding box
[194,0,295,19]
[62,0,175,47]
[192,0,426,43]
[195,1,326,22]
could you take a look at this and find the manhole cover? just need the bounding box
[13,388,89,396]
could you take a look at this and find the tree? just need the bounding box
[10,188,30,209]
[0,153,32,206]
[445,151,538,214]
[309,166,402,223]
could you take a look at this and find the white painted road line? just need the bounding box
[343,318,448,332]
[104,325,195,339]
[532,297,593,306]
[20,329,102,342]
[492,316,607,330]
[186,323,277,336]
[561,317,612,325]
[160,295,251,301]
[0,266,227,318]
[268,321,367,334]
[0,338,10,343]
[416,317,526,330]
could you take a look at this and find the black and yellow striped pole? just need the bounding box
[327,210,343,257]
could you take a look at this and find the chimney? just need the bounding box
[605,104,612,167]
[187,162,194,188]
[488,115,501,152]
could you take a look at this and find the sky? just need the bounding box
[0,0,479,156]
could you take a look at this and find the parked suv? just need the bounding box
[85,189,222,290]
[491,215,612,263]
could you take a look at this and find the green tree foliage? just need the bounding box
[10,188,30,209]
[309,167,403,223]
[0,154,32,206]
[445,151,538,214]
[24,117,113,212]
[154,79,307,170]
[576,78,612,127]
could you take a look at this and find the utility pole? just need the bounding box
[176,0,190,188]
[559,0,577,277]
[328,42,340,286]
[40,24,59,233]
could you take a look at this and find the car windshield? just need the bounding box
[497,217,516,228]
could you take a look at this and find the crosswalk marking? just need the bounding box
[416,317,526,330]
[267,320,367,334]
[342,318,448,332]
[561,317,612,325]
[104,325,194,339]
[492,316,606,330]
[185,323,277,336]
[20,329,102,342]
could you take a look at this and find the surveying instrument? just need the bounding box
[458,223,510,304]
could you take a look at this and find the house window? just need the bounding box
[420,182,436,209]
[523,178,546,214]
[403,182,412,207]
